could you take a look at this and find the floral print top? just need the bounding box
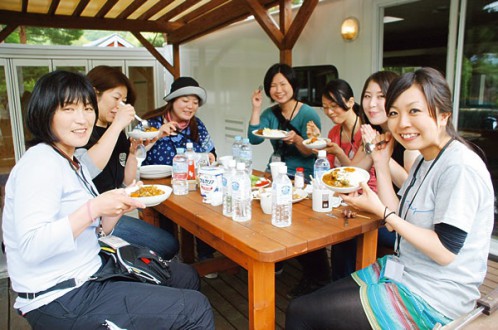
[141,115,215,166]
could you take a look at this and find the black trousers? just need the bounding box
[285,276,370,330]
[24,261,214,330]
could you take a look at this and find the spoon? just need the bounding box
[134,114,149,129]
[135,144,147,181]
[119,101,149,129]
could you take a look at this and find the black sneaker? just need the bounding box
[286,278,326,299]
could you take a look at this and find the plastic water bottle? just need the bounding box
[172,148,188,195]
[271,165,292,227]
[222,159,237,217]
[232,136,243,161]
[231,162,252,222]
[239,138,253,175]
[314,150,330,189]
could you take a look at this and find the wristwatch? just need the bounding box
[364,142,375,155]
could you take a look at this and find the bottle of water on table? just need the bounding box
[172,148,188,195]
[239,138,253,175]
[232,135,242,161]
[313,150,330,188]
[232,162,252,222]
[271,165,292,227]
[222,159,237,217]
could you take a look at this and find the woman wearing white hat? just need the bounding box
[140,77,218,272]
[141,77,216,165]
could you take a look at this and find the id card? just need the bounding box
[99,235,130,249]
[384,257,404,282]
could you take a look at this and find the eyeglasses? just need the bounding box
[321,105,338,112]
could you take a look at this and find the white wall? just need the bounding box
[179,0,377,172]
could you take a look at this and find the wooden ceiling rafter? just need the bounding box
[244,0,319,64]
[176,0,229,25]
[117,0,148,19]
[0,0,320,73]
[72,0,90,17]
[158,0,199,23]
[95,0,119,19]
[48,0,61,15]
[138,0,175,21]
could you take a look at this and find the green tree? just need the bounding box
[4,26,83,45]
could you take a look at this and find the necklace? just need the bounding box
[283,101,299,121]
[339,114,359,150]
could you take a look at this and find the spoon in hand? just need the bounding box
[119,101,149,128]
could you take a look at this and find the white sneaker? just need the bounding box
[204,272,218,279]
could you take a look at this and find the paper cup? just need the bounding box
[260,192,272,215]
[269,161,286,180]
[312,189,333,212]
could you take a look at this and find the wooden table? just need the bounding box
[141,175,380,330]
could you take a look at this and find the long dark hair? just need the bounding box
[142,103,200,142]
[26,70,98,147]
[322,79,360,115]
[386,67,484,160]
[359,71,399,132]
[263,63,299,102]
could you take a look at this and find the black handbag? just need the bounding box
[96,238,171,286]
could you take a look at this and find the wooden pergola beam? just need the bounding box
[0,25,18,43]
[131,31,178,78]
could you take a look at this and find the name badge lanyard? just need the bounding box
[394,138,454,255]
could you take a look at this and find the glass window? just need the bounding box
[458,0,498,238]
[128,66,155,116]
[0,65,15,176]
[16,65,50,146]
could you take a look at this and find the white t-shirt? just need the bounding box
[397,140,494,319]
[2,144,102,314]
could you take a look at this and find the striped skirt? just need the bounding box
[352,255,452,330]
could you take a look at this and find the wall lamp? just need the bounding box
[341,17,359,41]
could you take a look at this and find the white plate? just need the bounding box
[303,137,330,149]
[130,184,172,207]
[251,177,271,190]
[321,167,370,194]
[252,187,308,203]
[291,188,308,203]
[127,129,160,140]
[252,129,288,140]
[140,165,172,179]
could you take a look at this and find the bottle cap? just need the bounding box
[186,142,193,149]
[235,136,242,141]
[242,138,250,143]
[318,150,326,158]
[296,167,304,173]
[177,148,185,154]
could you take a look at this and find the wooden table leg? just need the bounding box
[180,228,195,264]
[355,229,378,270]
[247,259,275,330]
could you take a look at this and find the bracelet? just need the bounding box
[86,201,94,222]
[381,206,396,226]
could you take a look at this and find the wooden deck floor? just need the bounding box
[1,258,497,329]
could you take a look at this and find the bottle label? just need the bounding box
[187,159,196,180]
[276,185,292,205]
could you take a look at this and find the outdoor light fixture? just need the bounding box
[341,17,359,41]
